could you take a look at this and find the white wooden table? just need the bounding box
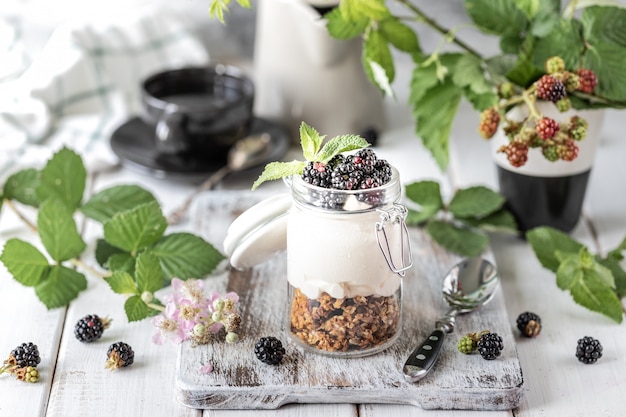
[1,48,626,417]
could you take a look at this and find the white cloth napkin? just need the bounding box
[0,6,209,180]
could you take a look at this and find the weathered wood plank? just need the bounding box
[176,191,523,410]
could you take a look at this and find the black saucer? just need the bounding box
[110,117,291,180]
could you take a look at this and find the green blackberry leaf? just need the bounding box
[103,201,167,254]
[340,0,389,21]
[3,168,40,207]
[35,265,87,309]
[464,87,499,112]
[513,0,540,19]
[106,271,138,295]
[0,238,50,287]
[363,28,395,89]
[252,160,307,190]
[317,135,371,163]
[526,226,584,272]
[94,239,125,267]
[135,252,163,293]
[452,54,493,95]
[149,233,225,281]
[379,17,420,53]
[449,186,505,218]
[532,18,584,70]
[81,185,157,223]
[37,199,86,262]
[300,122,325,161]
[36,147,86,211]
[465,0,528,36]
[107,253,135,274]
[325,7,368,39]
[124,294,153,322]
[404,181,443,225]
[556,250,623,323]
[426,220,489,257]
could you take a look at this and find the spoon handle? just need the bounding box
[402,329,446,383]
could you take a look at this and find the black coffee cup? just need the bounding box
[140,65,254,159]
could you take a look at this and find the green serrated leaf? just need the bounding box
[317,135,371,163]
[364,28,395,88]
[3,168,40,207]
[107,253,136,274]
[124,294,152,322]
[35,265,87,309]
[426,220,489,257]
[597,258,626,297]
[464,87,499,111]
[505,55,545,88]
[252,160,307,190]
[556,254,623,322]
[37,199,86,262]
[81,185,157,223]
[607,236,626,261]
[0,238,50,287]
[135,252,163,293]
[36,147,86,210]
[514,0,540,19]
[404,181,443,225]
[106,271,138,295]
[582,33,626,101]
[449,186,505,218]
[452,54,494,95]
[149,233,225,281]
[300,122,324,161]
[341,0,389,20]
[527,227,585,272]
[467,208,519,233]
[325,6,368,39]
[380,17,420,53]
[103,201,167,254]
[95,239,125,268]
[465,0,528,36]
[532,18,585,70]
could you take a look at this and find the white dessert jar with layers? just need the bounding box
[286,166,412,357]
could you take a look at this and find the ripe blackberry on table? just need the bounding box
[105,341,135,371]
[7,342,41,368]
[536,75,567,103]
[477,332,504,360]
[516,312,542,338]
[74,314,112,343]
[576,336,603,364]
[254,336,286,365]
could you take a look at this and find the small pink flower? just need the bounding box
[151,314,185,345]
[200,363,213,374]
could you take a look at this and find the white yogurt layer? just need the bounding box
[287,207,402,299]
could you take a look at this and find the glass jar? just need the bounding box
[286,166,412,357]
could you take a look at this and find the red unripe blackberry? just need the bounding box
[105,341,135,370]
[74,314,111,343]
[557,139,579,161]
[478,107,501,139]
[536,75,566,102]
[535,117,560,140]
[500,142,529,167]
[575,69,598,93]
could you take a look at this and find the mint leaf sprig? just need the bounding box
[0,147,224,321]
[527,227,626,323]
[252,121,370,190]
[404,180,518,257]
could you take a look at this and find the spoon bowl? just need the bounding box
[402,257,499,383]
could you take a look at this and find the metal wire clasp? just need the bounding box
[375,204,413,277]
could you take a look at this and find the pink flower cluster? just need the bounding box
[152,278,241,345]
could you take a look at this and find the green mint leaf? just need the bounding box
[94,239,125,268]
[3,168,40,207]
[532,18,584,70]
[452,54,494,95]
[466,208,519,233]
[449,186,505,219]
[363,28,395,88]
[426,220,489,257]
[149,232,225,281]
[124,294,152,322]
[106,271,138,295]
[325,6,368,39]
[107,253,136,274]
[300,122,325,161]
[37,199,86,262]
[514,0,540,19]
[380,17,420,53]
[36,147,86,211]
[135,252,163,293]
[252,161,307,190]
[404,181,443,225]
[81,185,157,223]
[526,226,584,272]
[35,265,87,309]
[0,238,50,287]
[607,236,626,261]
[317,135,371,163]
[597,258,626,298]
[465,0,528,36]
[556,252,623,323]
[103,201,167,254]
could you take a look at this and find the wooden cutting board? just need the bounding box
[175,191,524,410]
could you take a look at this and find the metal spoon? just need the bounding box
[402,257,499,383]
[167,133,272,225]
